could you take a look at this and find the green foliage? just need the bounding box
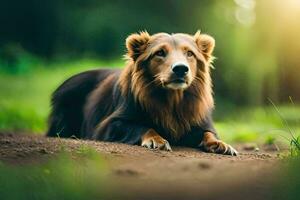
[0,59,122,132]
[268,99,300,157]
[0,151,110,200]
[290,136,300,157]
[215,105,300,144]
[0,44,40,74]
[1,1,300,105]
[265,135,276,145]
[76,144,98,156]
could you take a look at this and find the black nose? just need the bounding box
[172,64,189,77]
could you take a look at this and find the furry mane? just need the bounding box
[119,52,214,139]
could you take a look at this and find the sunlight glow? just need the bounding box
[234,0,256,27]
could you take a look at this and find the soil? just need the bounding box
[0,133,284,200]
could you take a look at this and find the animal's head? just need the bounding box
[124,31,215,91]
[120,31,215,136]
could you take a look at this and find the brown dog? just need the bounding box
[47,31,238,156]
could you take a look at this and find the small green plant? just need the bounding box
[269,98,300,157]
[290,136,300,157]
[265,135,276,145]
[76,144,97,157]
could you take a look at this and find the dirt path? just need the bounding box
[0,133,282,200]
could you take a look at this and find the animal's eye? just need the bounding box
[187,50,194,57]
[154,49,166,57]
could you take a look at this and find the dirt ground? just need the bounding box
[0,133,283,200]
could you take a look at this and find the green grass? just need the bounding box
[0,148,111,200]
[0,59,300,145]
[0,59,122,132]
[215,106,300,145]
[268,99,300,156]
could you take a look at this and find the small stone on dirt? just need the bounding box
[243,143,258,151]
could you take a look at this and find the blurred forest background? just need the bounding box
[0,0,300,144]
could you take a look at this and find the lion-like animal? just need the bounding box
[47,31,238,156]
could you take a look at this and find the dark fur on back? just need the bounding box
[47,69,117,138]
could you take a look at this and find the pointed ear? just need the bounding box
[194,31,215,61]
[126,31,150,61]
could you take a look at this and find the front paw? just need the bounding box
[200,132,238,156]
[141,129,172,151]
[201,140,238,156]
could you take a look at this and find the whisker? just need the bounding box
[143,79,157,89]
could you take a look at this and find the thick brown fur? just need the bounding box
[47,31,238,155]
[119,31,214,139]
